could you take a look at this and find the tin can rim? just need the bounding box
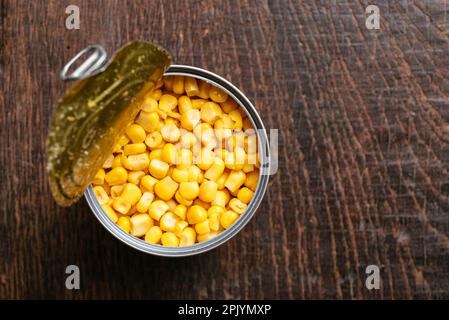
[84,64,270,257]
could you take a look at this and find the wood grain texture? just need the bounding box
[1,0,449,299]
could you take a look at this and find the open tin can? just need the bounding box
[54,43,270,256]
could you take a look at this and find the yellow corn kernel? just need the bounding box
[148,200,170,221]
[110,185,124,199]
[112,155,122,168]
[172,76,185,94]
[229,198,247,214]
[117,216,131,233]
[141,97,158,112]
[101,205,118,223]
[94,186,109,205]
[221,99,238,113]
[149,159,169,179]
[128,171,145,185]
[112,196,131,215]
[227,132,245,151]
[185,77,199,97]
[200,101,222,124]
[136,111,160,132]
[149,88,162,100]
[187,205,208,224]
[117,135,130,147]
[243,117,253,131]
[194,123,215,148]
[161,232,179,247]
[212,191,228,207]
[191,98,207,109]
[216,171,229,190]
[93,169,105,185]
[225,170,246,193]
[172,168,189,183]
[208,205,225,217]
[120,183,142,206]
[178,96,192,113]
[136,192,154,213]
[163,76,174,91]
[196,148,215,171]
[209,86,228,103]
[204,158,225,181]
[199,180,218,203]
[123,143,146,156]
[242,164,254,173]
[175,191,194,206]
[179,227,196,246]
[193,198,210,210]
[173,204,187,220]
[180,109,201,131]
[179,181,200,200]
[166,199,178,212]
[123,153,150,171]
[140,175,158,192]
[126,124,146,143]
[102,183,111,195]
[105,167,128,185]
[177,149,193,170]
[130,213,153,237]
[237,187,254,204]
[195,220,210,235]
[148,149,162,161]
[245,170,259,191]
[197,231,219,243]
[145,131,163,149]
[180,131,197,149]
[208,212,220,231]
[187,165,202,182]
[198,81,210,99]
[161,123,180,143]
[233,147,246,170]
[161,143,177,164]
[154,176,179,201]
[220,210,239,229]
[102,154,114,168]
[159,94,178,112]
[175,220,189,236]
[145,226,162,244]
[229,109,243,130]
[160,212,180,232]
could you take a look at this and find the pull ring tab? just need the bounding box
[60,45,108,81]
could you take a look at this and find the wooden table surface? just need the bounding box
[1,0,449,299]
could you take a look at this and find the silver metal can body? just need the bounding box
[84,65,270,257]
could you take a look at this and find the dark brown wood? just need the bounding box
[1,0,449,299]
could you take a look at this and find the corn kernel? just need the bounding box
[166,198,178,212]
[159,94,178,112]
[145,131,163,148]
[179,181,200,200]
[173,204,187,220]
[149,159,169,179]
[199,180,218,203]
[204,157,225,181]
[197,148,215,171]
[180,131,197,149]
[126,124,146,143]
[209,86,228,103]
[105,167,128,185]
[140,175,158,192]
[141,97,158,112]
[225,170,246,193]
[160,212,180,232]
[179,227,196,246]
[161,232,179,247]
[117,135,130,147]
[180,109,201,131]
[136,192,154,213]
[161,143,177,164]
[200,101,222,124]
[112,155,122,168]
[229,109,243,130]
[220,210,239,229]
[145,226,162,244]
[161,123,181,142]
[148,149,162,161]
[110,185,124,198]
[198,81,210,99]
[178,96,192,113]
[242,164,255,173]
[229,198,247,214]
[237,187,254,204]
[212,190,228,207]
[112,196,131,215]
[187,205,208,224]
[101,205,118,223]
[93,169,105,185]
[191,98,207,109]
[177,149,193,170]
[195,220,210,235]
[208,205,225,217]
[172,168,189,183]
[221,99,238,113]
[197,231,219,243]
[208,213,221,231]
[124,153,150,171]
[94,186,109,205]
[185,77,199,97]
[136,111,160,132]
[124,143,146,156]
[175,191,194,206]
[154,176,179,201]
[172,76,185,94]
[117,216,131,233]
[216,171,229,190]
[163,76,174,91]
[245,170,259,191]
[150,88,162,100]
[148,200,170,221]
[128,171,145,185]
[130,213,153,237]
[193,198,210,210]
[175,220,189,236]
[187,165,202,182]
[194,123,215,148]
